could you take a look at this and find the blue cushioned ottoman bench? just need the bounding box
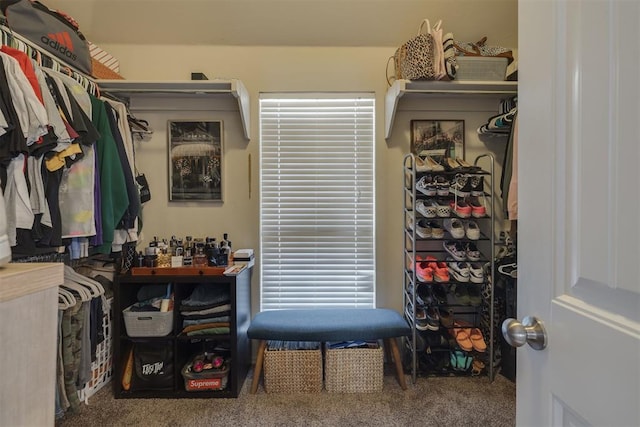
[247,308,411,393]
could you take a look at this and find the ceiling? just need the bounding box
[39,0,518,48]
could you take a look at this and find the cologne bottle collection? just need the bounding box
[138,233,232,268]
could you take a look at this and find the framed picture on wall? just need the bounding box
[410,119,464,160]
[168,120,223,202]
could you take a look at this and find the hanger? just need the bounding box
[498,262,517,279]
[64,265,105,297]
[61,277,92,302]
[127,114,154,141]
[129,117,152,134]
[58,287,77,309]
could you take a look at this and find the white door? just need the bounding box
[516,0,640,426]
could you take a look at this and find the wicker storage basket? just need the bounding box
[324,345,384,393]
[263,342,323,393]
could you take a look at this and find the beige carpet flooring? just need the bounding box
[58,367,515,427]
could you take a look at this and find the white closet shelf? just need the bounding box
[97,79,251,140]
[385,79,518,139]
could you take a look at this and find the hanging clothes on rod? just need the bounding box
[0,22,142,260]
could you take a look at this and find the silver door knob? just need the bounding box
[501,316,547,350]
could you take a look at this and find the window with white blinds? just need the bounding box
[259,95,375,310]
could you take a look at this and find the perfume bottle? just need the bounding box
[206,237,219,267]
[193,243,208,267]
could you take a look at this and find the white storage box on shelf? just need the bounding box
[122,305,173,337]
[456,57,508,81]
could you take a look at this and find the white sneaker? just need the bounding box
[448,261,470,282]
[443,218,465,239]
[465,220,481,240]
[469,263,485,283]
[416,200,437,218]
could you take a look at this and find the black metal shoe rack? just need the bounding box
[402,153,497,382]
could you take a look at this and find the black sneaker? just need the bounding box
[469,175,485,196]
[450,174,472,197]
[431,283,448,305]
[426,307,440,331]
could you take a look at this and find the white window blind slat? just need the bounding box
[259,96,375,310]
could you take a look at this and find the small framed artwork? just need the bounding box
[168,120,223,202]
[410,119,464,160]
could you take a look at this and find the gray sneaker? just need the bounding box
[443,218,465,239]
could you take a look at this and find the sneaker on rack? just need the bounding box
[416,259,434,283]
[469,197,487,218]
[416,307,430,331]
[465,220,481,240]
[450,174,472,197]
[435,199,451,218]
[416,200,437,218]
[416,175,437,196]
[416,282,434,305]
[426,307,440,331]
[435,175,450,196]
[469,175,485,196]
[425,256,450,282]
[465,242,481,261]
[450,198,472,218]
[443,241,466,261]
[431,283,448,304]
[468,263,484,283]
[448,261,470,282]
[443,218,465,239]
[427,221,445,239]
[415,219,433,238]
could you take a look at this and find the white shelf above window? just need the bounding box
[97,79,251,140]
[385,79,518,139]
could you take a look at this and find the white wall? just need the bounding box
[99,44,513,314]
